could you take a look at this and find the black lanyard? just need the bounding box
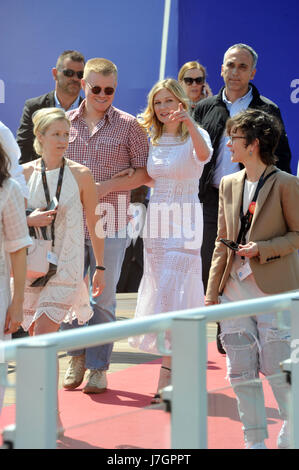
[237,168,277,247]
[41,158,65,247]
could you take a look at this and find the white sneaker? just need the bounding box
[246,440,267,449]
[63,354,86,390]
[277,421,290,449]
[83,369,107,394]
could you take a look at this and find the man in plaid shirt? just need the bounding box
[62,58,149,394]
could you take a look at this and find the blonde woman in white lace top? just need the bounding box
[22,108,105,335]
[128,79,213,403]
[21,108,106,433]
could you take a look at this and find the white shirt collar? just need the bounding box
[222,85,253,106]
[54,91,81,111]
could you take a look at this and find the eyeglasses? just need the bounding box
[228,136,247,143]
[183,76,205,85]
[86,81,115,96]
[62,69,84,79]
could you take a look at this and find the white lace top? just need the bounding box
[22,162,93,331]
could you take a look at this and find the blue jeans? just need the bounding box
[61,234,128,370]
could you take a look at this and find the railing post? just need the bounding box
[171,314,207,449]
[15,341,57,449]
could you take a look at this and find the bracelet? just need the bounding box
[95,265,106,271]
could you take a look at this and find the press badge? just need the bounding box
[47,251,58,266]
[237,262,252,281]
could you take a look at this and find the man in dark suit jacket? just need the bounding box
[194,43,292,293]
[194,43,292,354]
[17,50,85,164]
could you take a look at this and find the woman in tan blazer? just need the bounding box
[205,109,299,449]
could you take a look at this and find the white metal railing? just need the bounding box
[0,291,298,449]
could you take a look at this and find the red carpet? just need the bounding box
[0,342,283,449]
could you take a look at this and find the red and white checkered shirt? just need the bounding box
[66,101,149,237]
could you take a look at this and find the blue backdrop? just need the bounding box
[0,0,298,173]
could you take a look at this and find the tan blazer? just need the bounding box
[206,165,299,303]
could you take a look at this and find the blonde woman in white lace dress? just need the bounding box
[129,79,213,402]
[22,108,105,336]
[0,142,31,413]
[22,108,105,432]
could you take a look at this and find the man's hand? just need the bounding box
[112,167,136,178]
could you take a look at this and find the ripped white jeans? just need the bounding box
[220,271,290,443]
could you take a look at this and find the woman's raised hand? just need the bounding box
[169,102,192,124]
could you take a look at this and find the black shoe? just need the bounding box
[216,322,226,355]
[12,327,29,339]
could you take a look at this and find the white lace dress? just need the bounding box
[0,178,32,411]
[129,129,212,354]
[21,162,93,331]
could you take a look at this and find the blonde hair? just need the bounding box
[138,78,189,144]
[178,61,206,82]
[83,58,118,80]
[33,108,70,156]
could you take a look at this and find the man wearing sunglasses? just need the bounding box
[61,57,150,395]
[17,50,85,164]
[193,43,292,354]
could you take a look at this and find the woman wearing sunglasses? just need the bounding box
[205,109,299,449]
[129,78,213,403]
[0,142,32,414]
[178,61,213,116]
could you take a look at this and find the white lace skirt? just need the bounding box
[21,278,93,331]
[129,244,204,354]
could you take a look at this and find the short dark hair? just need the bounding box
[0,142,11,187]
[226,109,282,165]
[56,50,85,69]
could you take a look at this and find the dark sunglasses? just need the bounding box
[183,76,205,85]
[86,81,115,96]
[62,69,84,79]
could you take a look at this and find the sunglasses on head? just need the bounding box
[86,81,115,96]
[183,76,205,85]
[62,69,84,79]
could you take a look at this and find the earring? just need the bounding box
[249,150,253,156]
